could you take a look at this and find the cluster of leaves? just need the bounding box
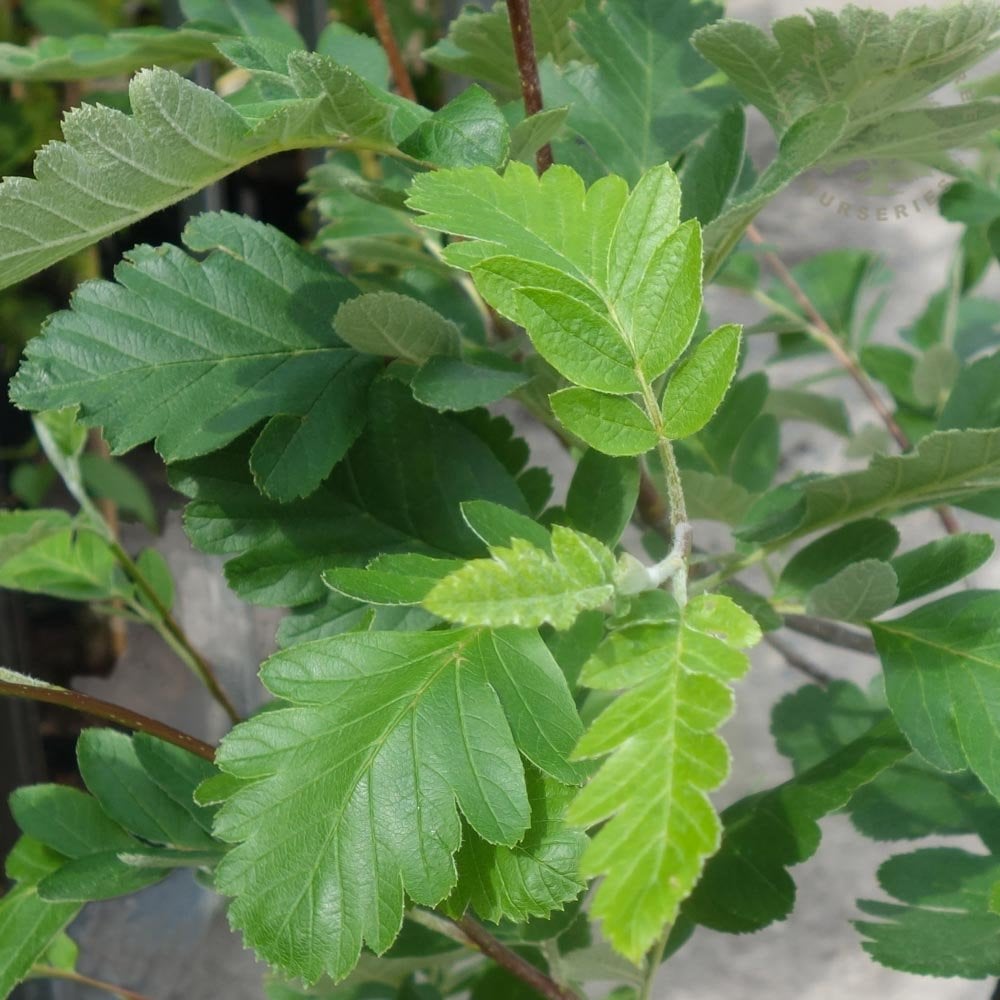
[2,1,1000,999]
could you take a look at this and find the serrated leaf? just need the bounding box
[399,85,509,169]
[447,770,586,924]
[569,595,760,960]
[890,533,995,605]
[550,388,659,457]
[540,0,735,183]
[424,524,617,631]
[14,213,379,502]
[565,450,640,548]
[334,292,461,364]
[212,627,580,983]
[660,324,741,439]
[686,718,909,933]
[805,559,899,623]
[873,591,1000,801]
[411,357,529,411]
[738,428,1000,545]
[0,52,415,291]
[855,848,1000,978]
[171,381,529,607]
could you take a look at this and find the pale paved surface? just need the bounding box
[61,1,1000,997]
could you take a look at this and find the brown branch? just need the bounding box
[506,0,553,173]
[783,613,877,655]
[764,634,834,686]
[0,680,216,762]
[366,0,416,102]
[31,965,155,1000]
[456,915,578,1000]
[746,224,960,536]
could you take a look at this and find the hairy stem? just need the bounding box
[0,679,216,761]
[455,915,579,1000]
[365,0,416,101]
[505,0,554,173]
[746,224,960,536]
[30,966,154,1000]
[109,541,241,724]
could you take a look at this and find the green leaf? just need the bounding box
[79,453,157,531]
[132,733,219,834]
[509,108,569,164]
[446,770,586,924]
[855,848,1000,978]
[679,470,754,524]
[660,324,741,439]
[212,627,580,983]
[873,591,1000,800]
[37,852,168,902]
[14,213,379,502]
[550,389,659,457]
[171,382,529,606]
[738,428,1000,545]
[686,718,910,933]
[333,292,461,364]
[569,595,760,960]
[0,52,413,291]
[565,450,640,548]
[776,519,900,600]
[890,533,995,605]
[424,525,617,631]
[680,107,747,225]
[0,510,126,602]
[762,389,850,437]
[134,548,175,613]
[77,729,216,849]
[324,553,464,606]
[411,357,529,411]
[399,86,509,169]
[461,500,552,552]
[729,414,779,493]
[9,784,137,859]
[181,0,304,48]
[540,0,735,183]
[805,559,899,623]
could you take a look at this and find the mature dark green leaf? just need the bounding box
[37,852,167,902]
[805,559,899,623]
[687,718,909,933]
[762,389,850,437]
[324,553,463,606]
[212,627,580,982]
[679,106,746,225]
[873,591,1000,800]
[565,450,640,547]
[334,292,461,363]
[411,357,529,411]
[399,86,509,168]
[14,213,379,502]
[856,848,1000,978]
[890,533,995,605]
[730,414,779,493]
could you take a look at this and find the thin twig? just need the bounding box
[505,0,553,173]
[0,679,216,761]
[365,0,416,102]
[783,613,877,655]
[30,965,155,1000]
[746,223,960,536]
[456,915,579,1000]
[765,634,834,686]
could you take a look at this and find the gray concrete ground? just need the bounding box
[57,1,1000,996]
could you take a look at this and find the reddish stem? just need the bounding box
[366,0,417,102]
[506,0,554,173]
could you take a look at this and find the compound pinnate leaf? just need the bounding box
[686,718,911,933]
[805,559,899,623]
[660,324,741,439]
[13,213,379,502]
[334,292,461,364]
[212,627,580,983]
[873,591,1000,800]
[424,525,617,631]
[569,595,760,960]
[855,848,1000,978]
[550,388,659,457]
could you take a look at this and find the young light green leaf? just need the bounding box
[424,525,617,631]
[333,292,462,364]
[0,53,411,292]
[550,388,659,457]
[890,533,995,605]
[660,324,741,439]
[212,627,580,983]
[13,213,379,502]
[855,848,1000,978]
[565,450,640,548]
[686,718,911,934]
[399,85,509,168]
[569,595,760,960]
[411,357,529,411]
[445,770,586,924]
[805,559,900,623]
[873,591,1000,801]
